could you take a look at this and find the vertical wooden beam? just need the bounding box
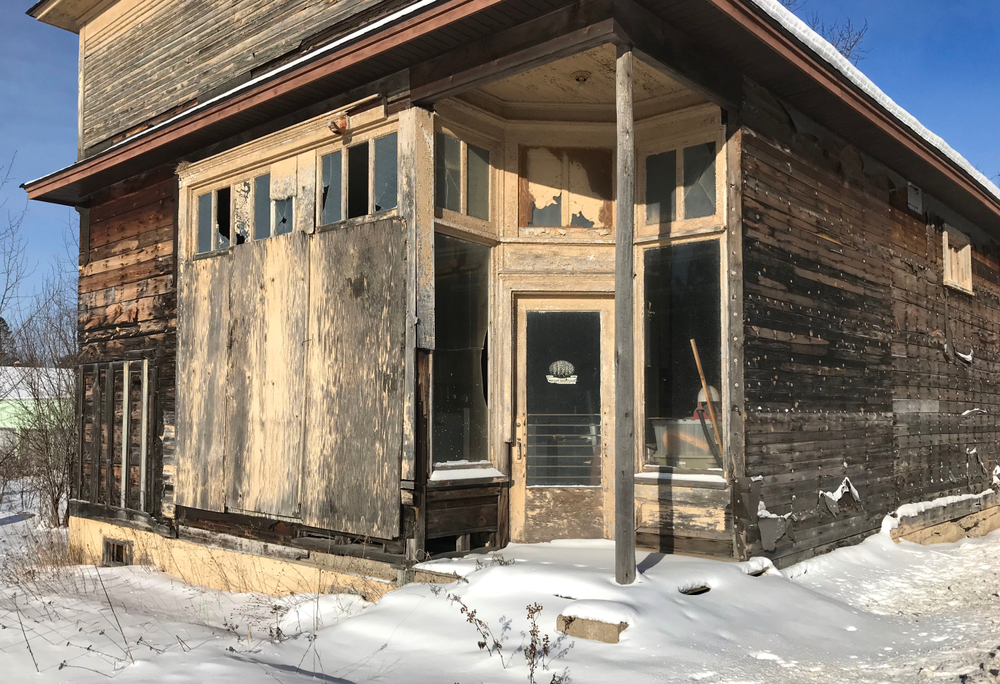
[75,366,85,501]
[724,108,746,485]
[139,358,149,513]
[398,105,436,486]
[103,364,115,506]
[614,44,636,585]
[90,365,101,504]
[121,360,130,509]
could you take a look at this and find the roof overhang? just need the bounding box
[23,0,1000,234]
[27,0,111,33]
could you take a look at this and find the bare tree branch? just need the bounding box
[808,13,870,65]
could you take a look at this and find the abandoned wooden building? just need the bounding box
[24,0,1000,591]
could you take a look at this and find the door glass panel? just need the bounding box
[525,311,601,487]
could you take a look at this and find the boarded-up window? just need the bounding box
[943,227,973,294]
[643,240,722,470]
[433,234,490,464]
[519,147,612,230]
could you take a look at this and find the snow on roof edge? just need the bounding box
[749,0,1000,207]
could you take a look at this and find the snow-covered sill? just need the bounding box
[896,489,995,520]
[428,466,505,484]
[634,471,728,489]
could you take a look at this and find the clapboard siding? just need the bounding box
[739,80,1000,565]
[80,170,177,520]
[81,0,404,154]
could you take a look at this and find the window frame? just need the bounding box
[635,232,728,475]
[429,225,497,476]
[433,120,501,235]
[314,124,400,230]
[636,127,726,238]
[942,226,973,295]
[191,167,275,258]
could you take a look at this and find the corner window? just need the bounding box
[319,131,398,227]
[943,227,973,294]
[643,239,722,470]
[435,132,491,222]
[519,147,612,230]
[643,141,719,230]
[433,234,490,465]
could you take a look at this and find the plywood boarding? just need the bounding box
[225,231,308,519]
[739,78,1000,566]
[302,217,406,538]
[175,254,230,512]
[80,0,399,152]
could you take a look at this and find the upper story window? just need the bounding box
[943,226,973,294]
[435,132,491,222]
[319,132,398,226]
[519,147,613,230]
[640,138,723,235]
[196,172,279,254]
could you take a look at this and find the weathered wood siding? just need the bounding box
[226,232,308,519]
[303,218,406,538]
[175,255,229,513]
[739,80,999,565]
[78,170,177,518]
[80,0,402,154]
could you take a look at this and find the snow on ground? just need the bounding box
[2,492,1000,684]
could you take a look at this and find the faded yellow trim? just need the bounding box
[69,516,399,600]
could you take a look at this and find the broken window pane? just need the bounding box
[233,181,251,245]
[435,133,461,213]
[347,143,369,219]
[320,151,342,225]
[433,234,490,465]
[566,149,612,229]
[646,150,677,225]
[197,192,213,253]
[683,143,716,219]
[253,174,271,240]
[467,143,490,221]
[525,310,602,487]
[643,240,722,470]
[373,133,398,212]
[523,147,562,227]
[216,187,231,249]
[274,198,293,236]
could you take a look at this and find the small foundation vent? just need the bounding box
[102,538,133,567]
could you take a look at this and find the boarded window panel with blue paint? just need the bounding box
[197,192,213,253]
[253,174,271,240]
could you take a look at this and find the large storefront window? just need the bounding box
[433,234,490,464]
[644,240,722,469]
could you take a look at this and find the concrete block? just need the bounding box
[556,614,628,644]
[900,521,966,545]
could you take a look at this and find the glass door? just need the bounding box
[511,297,614,542]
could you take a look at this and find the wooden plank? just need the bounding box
[725,110,745,481]
[302,218,407,538]
[175,254,230,512]
[613,44,636,585]
[225,231,307,519]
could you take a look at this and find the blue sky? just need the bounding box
[0,0,998,297]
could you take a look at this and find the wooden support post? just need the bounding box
[75,366,85,501]
[614,44,636,586]
[121,361,130,509]
[103,365,114,506]
[139,359,149,513]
